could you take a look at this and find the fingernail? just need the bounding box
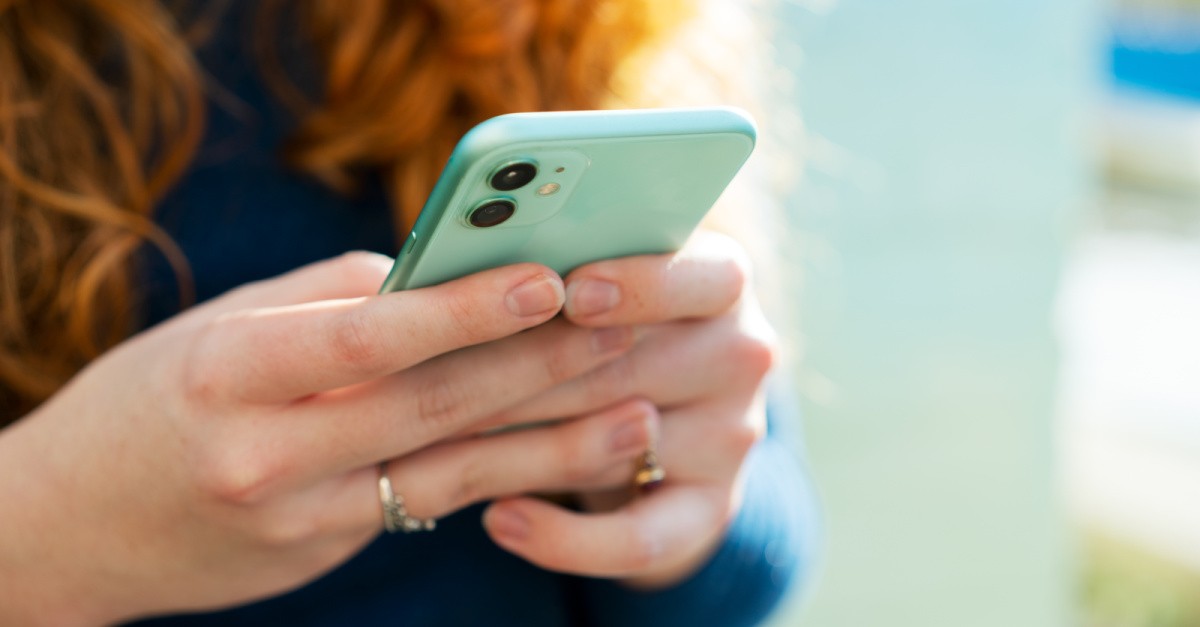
[590,326,634,355]
[566,279,620,317]
[506,274,565,317]
[487,507,530,542]
[610,412,651,454]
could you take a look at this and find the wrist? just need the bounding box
[0,414,119,627]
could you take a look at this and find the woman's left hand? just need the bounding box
[477,231,779,588]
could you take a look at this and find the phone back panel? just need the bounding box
[380,108,756,291]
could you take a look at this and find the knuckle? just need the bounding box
[181,319,232,405]
[725,420,764,460]
[415,377,476,430]
[542,342,582,386]
[697,231,752,307]
[439,284,488,344]
[529,323,592,388]
[555,430,594,484]
[719,254,751,307]
[451,459,488,510]
[728,327,779,382]
[190,440,281,507]
[585,357,638,405]
[329,305,385,372]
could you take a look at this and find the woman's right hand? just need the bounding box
[0,252,655,627]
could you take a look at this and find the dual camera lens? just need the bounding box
[490,162,537,191]
[468,200,516,228]
[469,161,538,228]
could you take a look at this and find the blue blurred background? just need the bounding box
[764,0,1200,624]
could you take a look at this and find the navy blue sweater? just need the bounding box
[126,6,817,625]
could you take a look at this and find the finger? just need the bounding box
[543,397,767,490]
[277,319,638,481]
[325,400,659,530]
[653,398,765,482]
[482,485,730,579]
[207,251,396,315]
[166,252,395,335]
[478,314,773,432]
[562,230,749,326]
[186,263,566,403]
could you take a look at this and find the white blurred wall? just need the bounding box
[769,0,1102,624]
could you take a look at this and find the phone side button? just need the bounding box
[402,232,418,255]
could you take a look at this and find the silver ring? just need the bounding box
[378,463,436,533]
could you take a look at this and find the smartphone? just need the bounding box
[379,107,756,292]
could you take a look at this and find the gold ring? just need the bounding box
[633,449,666,494]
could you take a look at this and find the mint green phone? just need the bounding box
[379,107,756,292]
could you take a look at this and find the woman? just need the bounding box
[0,1,816,625]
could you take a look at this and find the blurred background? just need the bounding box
[763,0,1200,624]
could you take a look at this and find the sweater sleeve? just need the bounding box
[574,392,821,627]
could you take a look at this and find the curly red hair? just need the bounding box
[0,0,749,423]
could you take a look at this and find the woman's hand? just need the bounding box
[0,253,658,626]
[479,231,779,589]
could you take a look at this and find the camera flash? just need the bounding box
[537,183,561,196]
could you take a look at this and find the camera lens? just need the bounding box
[469,199,516,228]
[490,162,538,191]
